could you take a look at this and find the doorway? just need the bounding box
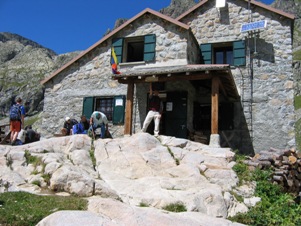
[164,91,188,138]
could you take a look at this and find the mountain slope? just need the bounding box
[0,32,80,116]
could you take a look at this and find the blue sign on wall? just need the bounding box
[241,20,267,33]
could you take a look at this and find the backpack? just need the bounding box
[9,104,21,121]
[72,123,84,134]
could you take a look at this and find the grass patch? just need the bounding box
[166,146,180,166]
[139,202,149,207]
[293,47,301,61]
[162,201,187,212]
[89,149,96,170]
[42,174,51,185]
[24,150,43,168]
[31,180,41,187]
[5,155,13,170]
[0,191,88,226]
[294,95,301,110]
[295,118,301,151]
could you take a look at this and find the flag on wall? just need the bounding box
[111,47,121,74]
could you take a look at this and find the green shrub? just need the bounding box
[162,201,187,212]
[42,174,51,185]
[139,202,149,207]
[24,150,40,166]
[31,180,41,187]
[232,154,252,184]
[229,163,301,225]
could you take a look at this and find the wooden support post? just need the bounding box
[124,82,134,135]
[211,76,219,134]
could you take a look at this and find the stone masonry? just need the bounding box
[179,0,295,152]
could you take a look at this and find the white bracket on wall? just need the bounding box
[216,0,226,17]
[216,0,226,8]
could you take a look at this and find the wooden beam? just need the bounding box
[124,82,134,135]
[114,73,214,84]
[211,76,219,134]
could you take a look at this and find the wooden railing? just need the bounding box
[0,124,10,145]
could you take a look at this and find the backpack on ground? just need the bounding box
[72,123,84,134]
[9,104,21,121]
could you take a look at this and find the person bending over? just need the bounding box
[89,111,109,139]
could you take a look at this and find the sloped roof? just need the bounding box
[41,8,190,85]
[176,0,295,21]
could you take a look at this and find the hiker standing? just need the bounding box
[141,83,163,136]
[9,97,26,145]
[89,111,109,139]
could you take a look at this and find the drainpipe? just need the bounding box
[248,0,254,142]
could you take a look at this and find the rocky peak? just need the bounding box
[160,0,197,18]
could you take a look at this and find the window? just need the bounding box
[124,37,144,62]
[82,96,126,124]
[200,40,245,66]
[214,46,233,65]
[95,98,114,121]
[112,34,156,63]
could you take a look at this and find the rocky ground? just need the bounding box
[0,133,258,225]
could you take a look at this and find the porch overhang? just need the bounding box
[112,64,240,100]
[112,64,240,147]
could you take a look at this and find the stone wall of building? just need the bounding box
[41,14,193,138]
[180,0,295,152]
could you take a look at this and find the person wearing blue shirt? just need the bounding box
[10,97,26,145]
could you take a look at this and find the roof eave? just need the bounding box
[176,0,295,21]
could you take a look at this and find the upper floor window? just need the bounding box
[124,37,144,62]
[200,40,245,66]
[112,34,156,64]
[214,46,233,65]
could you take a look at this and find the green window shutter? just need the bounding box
[200,43,212,64]
[82,97,94,120]
[144,34,156,62]
[113,95,125,125]
[112,38,124,63]
[233,40,246,66]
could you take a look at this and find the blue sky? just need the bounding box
[0,0,275,54]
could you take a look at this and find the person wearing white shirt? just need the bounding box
[89,111,109,138]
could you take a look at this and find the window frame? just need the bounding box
[95,97,114,121]
[111,34,156,64]
[82,95,126,124]
[213,44,233,65]
[123,36,145,63]
[200,40,245,66]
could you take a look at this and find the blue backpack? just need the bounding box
[9,104,21,121]
[72,123,85,134]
